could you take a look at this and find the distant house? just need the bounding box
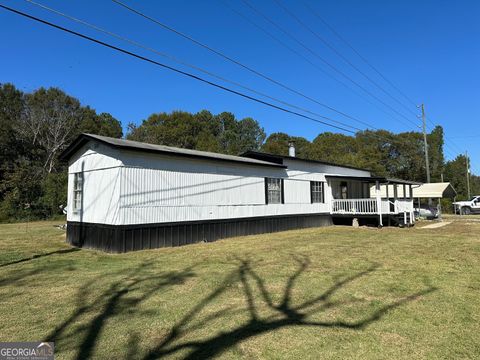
[60,134,418,252]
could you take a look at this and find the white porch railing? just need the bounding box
[331,198,379,215]
[331,198,413,215]
[394,199,414,213]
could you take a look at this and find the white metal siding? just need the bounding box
[283,158,370,179]
[67,143,122,225]
[67,167,121,224]
[117,150,330,225]
[66,142,373,226]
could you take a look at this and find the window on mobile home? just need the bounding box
[265,178,283,204]
[310,181,325,203]
[73,173,83,212]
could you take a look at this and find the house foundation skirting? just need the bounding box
[67,213,333,253]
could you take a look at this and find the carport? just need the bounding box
[411,182,457,217]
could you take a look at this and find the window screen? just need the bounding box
[265,178,283,204]
[310,181,325,203]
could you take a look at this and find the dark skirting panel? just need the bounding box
[66,213,333,253]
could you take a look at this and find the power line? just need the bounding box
[301,0,419,108]
[276,0,418,119]
[5,2,428,151]
[447,135,480,139]
[424,115,465,156]
[17,3,416,149]
[112,0,464,161]
[4,3,459,166]
[22,0,367,133]
[111,0,379,130]
[113,0,418,132]
[239,0,418,131]
[298,1,464,160]
[219,0,378,130]
[0,3,360,135]
[270,0,420,129]
[231,0,418,131]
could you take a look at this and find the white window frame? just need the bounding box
[265,178,283,204]
[311,181,325,203]
[73,173,83,212]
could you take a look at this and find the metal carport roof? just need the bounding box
[412,182,457,198]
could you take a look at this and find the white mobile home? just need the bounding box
[60,134,417,252]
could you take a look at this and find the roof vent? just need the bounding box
[288,142,295,157]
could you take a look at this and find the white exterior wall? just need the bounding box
[283,158,371,204]
[369,184,412,198]
[66,142,372,226]
[117,151,333,225]
[67,143,122,224]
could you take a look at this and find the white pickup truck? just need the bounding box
[453,196,480,215]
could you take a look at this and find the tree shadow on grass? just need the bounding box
[0,248,80,268]
[142,256,437,360]
[45,261,197,360]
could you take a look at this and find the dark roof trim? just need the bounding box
[325,175,421,185]
[59,134,287,168]
[325,175,386,183]
[241,151,371,172]
[385,178,423,186]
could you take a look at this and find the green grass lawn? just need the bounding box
[1,219,479,359]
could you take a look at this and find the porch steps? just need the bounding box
[390,212,414,227]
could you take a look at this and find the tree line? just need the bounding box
[0,83,478,221]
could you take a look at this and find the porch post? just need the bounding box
[403,184,407,224]
[409,185,415,224]
[376,180,383,227]
[394,184,398,213]
[385,184,390,213]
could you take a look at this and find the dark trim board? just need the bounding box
[67,213,333,253]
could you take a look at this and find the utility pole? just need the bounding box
[420,104,431,183]
[466,151,471,199]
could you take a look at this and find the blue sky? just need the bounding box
[1,0,479,173]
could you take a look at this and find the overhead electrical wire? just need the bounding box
[297,1,466,160]
[21,0,367,132]
[219,0,379,130]
[236,0,418,131]
[424,115,464,155]
[112,0,446,149]
[229,0,463,152]
[0,3,363,134]
[115,0,464,158]
[111,0,391,131]
[301,0,419,109]
[5,2,465,163]
[447,135,480,140]
[113,0,464,157]
[269,0,419,130]
[24,1,425,149]
[10,2,423,149]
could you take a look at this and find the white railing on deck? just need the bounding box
[331,199,378,215]
[394,199,414,213]
[331,198,413,215]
